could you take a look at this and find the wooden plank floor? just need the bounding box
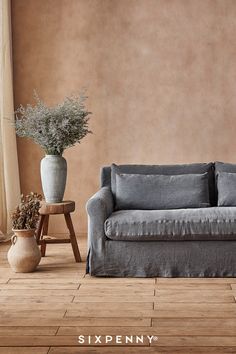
[0,235,236,354]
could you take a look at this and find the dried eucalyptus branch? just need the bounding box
[15,92,92,155]
[11,193,42,230]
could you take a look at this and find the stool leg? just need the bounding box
[64,213,81,262]
[41,240,46,257]
[41,215,49,257]
[36,215,45,244]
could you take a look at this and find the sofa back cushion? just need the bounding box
[101,162,216,206]
[114,172,210,210]
[215,162,236,205]
[215,161,236,174]
[217,172,236,206]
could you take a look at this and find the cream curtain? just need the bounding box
[0,0,20,237]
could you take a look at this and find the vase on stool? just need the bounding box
[40,155,67,203]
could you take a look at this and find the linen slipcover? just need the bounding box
[114,172,210,210]
[105,207,236,241]
[87,163,236,277]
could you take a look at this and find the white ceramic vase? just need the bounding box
[40,155,67,203]
[7,229,41,273]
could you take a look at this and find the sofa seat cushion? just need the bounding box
[104,207,236,241]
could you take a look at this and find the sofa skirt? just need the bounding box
[87,240,236,277]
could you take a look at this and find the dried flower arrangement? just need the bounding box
[15,92,92,155]
[11,193,42,230]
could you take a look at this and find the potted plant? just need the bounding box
[7,192,42,273]
[15,93,92,203]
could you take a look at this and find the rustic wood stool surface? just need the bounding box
[36,200,81,262]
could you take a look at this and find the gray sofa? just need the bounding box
[86,162,236,277]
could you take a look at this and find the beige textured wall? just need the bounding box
[12,0,236,233]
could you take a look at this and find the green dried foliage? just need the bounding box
[15,92,92,155]
[11,193,42,230]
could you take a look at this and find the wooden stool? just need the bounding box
[36,201,81,262]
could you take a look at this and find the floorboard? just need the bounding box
[1,234,236,353]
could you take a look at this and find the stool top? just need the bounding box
[40,201,75,215]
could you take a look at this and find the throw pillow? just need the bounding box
[217,172,236,206]
[114,172,210,210]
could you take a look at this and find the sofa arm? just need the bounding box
[86,186,114,220]
[86,187,114,274]
[86,186,114,244]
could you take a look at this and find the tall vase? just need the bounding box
[7,229,41,273]
[40,155,67,203]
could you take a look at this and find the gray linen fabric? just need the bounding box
[215,162,236,203]
[114,172,210,210]
[217,172,236,206]
[86,163,236,277]
[215,161,236,173]
[91,240,236,277]
[104,163,216,205]
[105,207,236,241]
[86,186,114,273]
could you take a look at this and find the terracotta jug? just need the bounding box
[7,229,41,273]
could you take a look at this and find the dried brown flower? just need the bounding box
[11,192,42,230]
